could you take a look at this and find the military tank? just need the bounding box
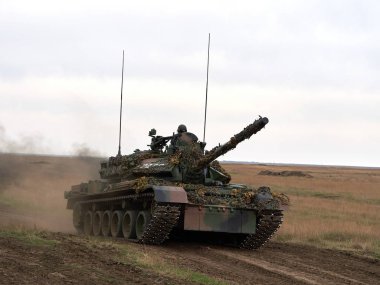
[64,116,285,249]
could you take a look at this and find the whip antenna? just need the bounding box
[203,33,211,143]
[117,50,125,156]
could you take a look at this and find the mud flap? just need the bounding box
[152,186,188,203]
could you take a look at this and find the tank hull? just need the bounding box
[65,182,283,248]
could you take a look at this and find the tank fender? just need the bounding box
[151,186,188,203]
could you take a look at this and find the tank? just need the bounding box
[64,116,286,249]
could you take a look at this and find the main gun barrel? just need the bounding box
[193,117,269,171]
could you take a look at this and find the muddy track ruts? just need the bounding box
[146,241,380,285]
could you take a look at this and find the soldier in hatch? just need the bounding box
[171,124,199,149]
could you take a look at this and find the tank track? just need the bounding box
[139,204,181,245]
[240,210,283,250]
[75,193,181,245]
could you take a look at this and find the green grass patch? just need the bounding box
[114,243,228,285]
[0,229,58,247]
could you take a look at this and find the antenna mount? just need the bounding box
[117,50,125,156]
[202,33,211,143]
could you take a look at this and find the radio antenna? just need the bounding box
[202,33,211,143]
[117,50,125,156]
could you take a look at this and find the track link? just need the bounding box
[139,204,181,245]
[240,210,283,250]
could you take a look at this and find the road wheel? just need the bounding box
[101,210,112,237]
[136,211,152,240]
[122,211,137,239]
[111,210,123,237]
[84,211,93,235]
[73,203,83,233]
[93,211,103,236]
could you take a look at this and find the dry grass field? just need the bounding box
[1,154,380,284]
[223,163,380,259]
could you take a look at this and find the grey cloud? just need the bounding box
[1,1,379,166]
[1,1,379,92]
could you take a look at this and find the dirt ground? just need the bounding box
[0,153,379,284]
[0,232,379,285]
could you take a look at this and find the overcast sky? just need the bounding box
[0,0,379,166]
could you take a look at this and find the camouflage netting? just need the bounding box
[168,143,205,183]
[105,176,151,193]
[100,151,160,179]
[119,151,158,169]
[109,176,288,210]
[272,192,290,206]
[210,160,231,183]
[169,142,203,168]
[168,151,181,165]
[185,185,257,208]
[184,184,287,210]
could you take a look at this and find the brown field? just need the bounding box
[223,163,380,258]
[0,153,379,284]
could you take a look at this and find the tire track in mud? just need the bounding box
[211,249,368,285]
[151,242,380,285]
[250,243,380,284]
[148,244,306,285]
[206,250,321,285]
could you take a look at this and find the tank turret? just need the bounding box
[179,117,269,183]
[98,117,268,185]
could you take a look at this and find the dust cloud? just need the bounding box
[71,143,101,157]
[0,124,49,154]
[0,124,106,231]
[0,153,102,232]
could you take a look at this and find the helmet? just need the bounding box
[177,124,187,133]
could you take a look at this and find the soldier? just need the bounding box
[177,124,187,134]
[171,124,198,148]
